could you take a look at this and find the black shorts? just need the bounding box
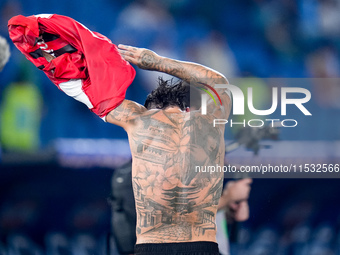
[134,241,219,255]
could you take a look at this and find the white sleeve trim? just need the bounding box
[59,79,94,109]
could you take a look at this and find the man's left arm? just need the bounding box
[117,44,231,119]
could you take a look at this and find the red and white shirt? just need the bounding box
[8,14,136,119]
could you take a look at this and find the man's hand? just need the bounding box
[229,200,249,222]
[118,44,161,70]
[218,178,252,222]
[224,178,252,203]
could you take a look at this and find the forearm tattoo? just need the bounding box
[139,51,160,70]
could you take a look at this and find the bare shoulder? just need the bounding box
[106,100,147,130]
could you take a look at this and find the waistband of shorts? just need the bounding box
[135,241,219,254]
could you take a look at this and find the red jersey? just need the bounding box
[8,14,136,118]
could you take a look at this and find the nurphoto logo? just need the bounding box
[200,84,312,128]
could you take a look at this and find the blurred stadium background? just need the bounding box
[1,0,340,254]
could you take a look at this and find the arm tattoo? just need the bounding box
[148,57,231,119]
[107,100,145,127]
[154,58,226,85]
[140,51,160,70]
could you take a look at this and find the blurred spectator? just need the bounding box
[216,178,253,255]
[0,35,11,160]
[188,30,239,78]
[109,160,136,255]
[306,45,340,109]
[45,232,72,255]
[112,0,176,47]
[255,0,298,57]
[318,0,340,38]
[306,45,340,78]
[299,0,340,40]
[0,62,42,152]
[7,234,43,255]
[0,35,10,72]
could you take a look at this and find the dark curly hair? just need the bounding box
[144,77,201,110]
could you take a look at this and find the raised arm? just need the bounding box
[41,50,145,130]
[118,44,227,84]
[118,44,231,117]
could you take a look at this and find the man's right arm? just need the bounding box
[41,50,144,130]
[118,45,231,117]
[106,100,146,130]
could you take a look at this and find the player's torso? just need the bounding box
[127,109,225,244]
